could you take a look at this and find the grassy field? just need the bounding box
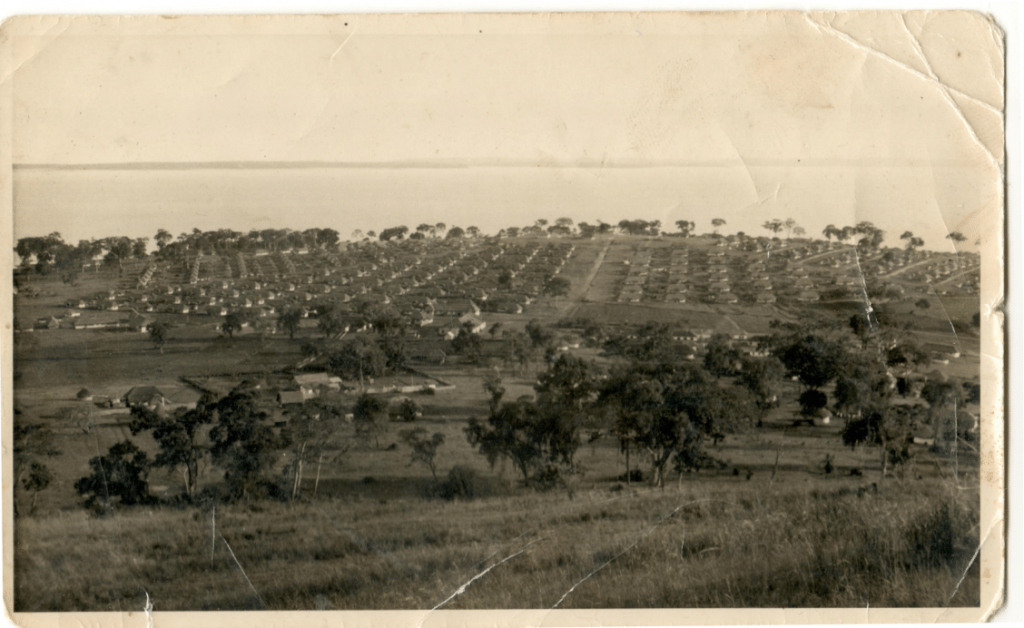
[12,355,982,611]
[14,477,979,611]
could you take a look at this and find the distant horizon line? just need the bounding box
[13,157,975,171]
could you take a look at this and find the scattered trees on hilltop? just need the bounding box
[617,219,661,236]
[762,219,784,236]
[379,226,410,241]
[675,220,696,237]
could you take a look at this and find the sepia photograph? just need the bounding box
[1,9,1007,624]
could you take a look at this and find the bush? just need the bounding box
[396,398,422,422]
[529,464,564,492]
[617,468,644,482]
[903,498,977,571]
[437,465,478,501]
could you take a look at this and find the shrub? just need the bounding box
[617,468,644,482]
[529,464,564,492]
[396,398,422,422]
[903,498,977,571]
[437,465,477,501]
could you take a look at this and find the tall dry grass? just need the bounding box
[15,476,978,611]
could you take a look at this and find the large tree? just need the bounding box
[352,393,389,449]
[900,231,925,262]
[777,334,846,390]
[675,220,696,237]
[400,428,446,481]
[221,310,250,338]
[599,362,747,487]
[371,308,409,372]
[282,397,349,499]
[148,321,172,353]
[129,395,216,499]
[328,335,387,382]
[316,304,349,339]
[738,356,785,425]
[74,441,154,510]
[703,334,740,378]
[855,221,886,251]
[379,226,410,241]
[15,232,65,270]
[885,341,932,377]
[762,219,784,236]
[533,354,600,473]
[450,321,484,364]
[465,398,543,482]
[53,242,93,285]
[842,403,919,479]
[101,236,134,277]
[277,307,304,340]
[525,319,554,351]
[209,391,284,500]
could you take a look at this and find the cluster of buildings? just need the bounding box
[607,236,979,308]
[28,239,575,338]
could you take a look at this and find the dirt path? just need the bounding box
[558,239,612,319]
[879,257,933,279]
[792,246,851,265]
[933,266,980,287]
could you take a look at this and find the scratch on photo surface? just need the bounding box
[221,533,267,609]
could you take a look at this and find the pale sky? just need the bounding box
[7,12,1005,249]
